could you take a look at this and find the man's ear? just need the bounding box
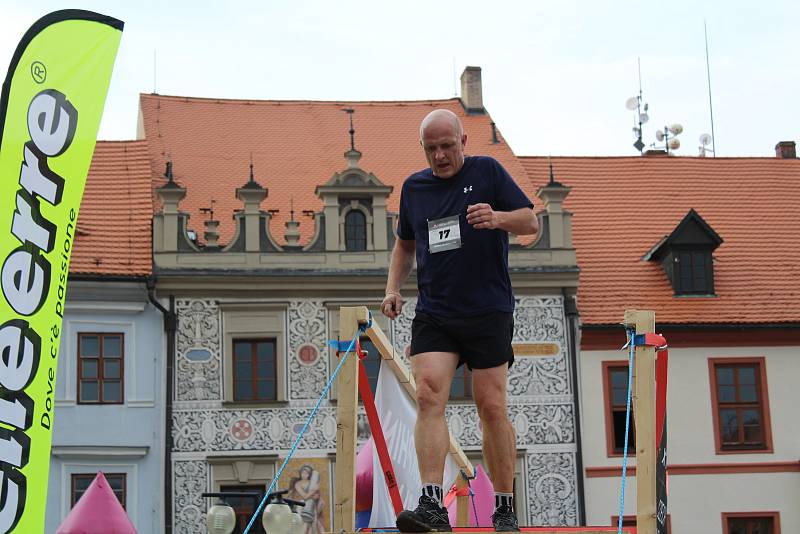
[461,133,468,147]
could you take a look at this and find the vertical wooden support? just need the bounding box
[334,306,366,532]
[455,473,470,527]
[623,309,656,534]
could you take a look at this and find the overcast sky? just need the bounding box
[2,0,797,157]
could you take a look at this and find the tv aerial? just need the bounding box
[698,133,714,157]
[653,124,683,154]
[626,59,649,153]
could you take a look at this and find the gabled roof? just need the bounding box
[520,155,800,326]
[138,94,530,245]
[71,140,153,276]
[642,208,723,261]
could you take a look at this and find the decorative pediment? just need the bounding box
[316,149,392,195]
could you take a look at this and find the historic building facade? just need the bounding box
[139,71,585,532]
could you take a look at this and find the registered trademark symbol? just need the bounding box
[31,61,46,84]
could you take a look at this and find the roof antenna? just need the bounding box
[452,57,457,97]
[704,20,717,157]
[343,108,356,150]
[624,58,650,154]
[153,50,157,94]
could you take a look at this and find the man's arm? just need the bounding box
[466,204,539,236]
[381,237,415,319]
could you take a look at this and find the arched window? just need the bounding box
[345,210,367,251]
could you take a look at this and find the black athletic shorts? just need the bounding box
[410,311,515,370]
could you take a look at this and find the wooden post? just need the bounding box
[623,309,657,534]
[455,472,470,527]
[334,306,369,532]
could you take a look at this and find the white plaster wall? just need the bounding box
[585,472,799,531]
[45,283,164,534]
[580,344,800,530]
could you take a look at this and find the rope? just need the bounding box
[243,325,366,534]
[617,329,636,534]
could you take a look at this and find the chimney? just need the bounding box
[460,66,485,114]
[775,141,796,159]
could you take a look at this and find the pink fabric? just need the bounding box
[57,472,137,534]
[355,437,374,512]
[444,465,495,527]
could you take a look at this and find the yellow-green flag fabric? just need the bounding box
[0,10,123,533]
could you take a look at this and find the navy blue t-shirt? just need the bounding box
[396,156,533,317]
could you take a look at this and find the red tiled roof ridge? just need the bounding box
[140,92,463,107]
[520,155,799,161]
[519,156,800,325]
[71,140,153,277]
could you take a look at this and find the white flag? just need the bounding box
[369,360,459,527]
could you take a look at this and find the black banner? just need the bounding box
[655,417,668,534]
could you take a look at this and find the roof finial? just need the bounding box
[548,156,555,185]
[290,196,295,222]
[343,108,355,151]
[199,198,216,221]
[249,153,255,184]
[164,155,174,182]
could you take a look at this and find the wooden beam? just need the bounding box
[623,309,657,534]
[333,306,362,533]
[363,314,474,476]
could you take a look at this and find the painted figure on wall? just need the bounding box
[286,463,327,534]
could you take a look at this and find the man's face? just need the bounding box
[421,121,466,179]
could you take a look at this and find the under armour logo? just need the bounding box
[463,186,473,194]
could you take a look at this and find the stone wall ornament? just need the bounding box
[288,300,329,400]
[176,299,222,401]
[173,460,208,534]
[526,453,578,526]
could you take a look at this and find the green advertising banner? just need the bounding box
[0,10,123,533]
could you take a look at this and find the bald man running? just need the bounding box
[382,109,538,532]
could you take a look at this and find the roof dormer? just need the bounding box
[312,110,393,252]
[643,209,723,296]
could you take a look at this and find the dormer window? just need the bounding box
[344,210,367,251]
[674,248,712,294]
[643,209,723,296]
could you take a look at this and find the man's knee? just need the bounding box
[477,399,510,424]
[415,377,447,414]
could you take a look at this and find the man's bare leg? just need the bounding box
[472,364,515,492]
[411,351,459,484]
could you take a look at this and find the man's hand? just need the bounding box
[381,291,404,319]
[467,203,502,229]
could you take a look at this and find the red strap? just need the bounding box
[655,348,668,447]
[356,339,404,516]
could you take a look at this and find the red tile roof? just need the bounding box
[138,94,531,245]
[520,156,800,326]
[71,140,153,276]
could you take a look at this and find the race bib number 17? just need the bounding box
[428,215,461,253]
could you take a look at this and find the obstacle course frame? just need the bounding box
[332,307,659,534]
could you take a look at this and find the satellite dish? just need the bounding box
[668,123,684,135]
[639,112,649,124]
[655,130,665,142]
[668,138,681,150]
[625,97,639,110]
[699,133,712,145]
